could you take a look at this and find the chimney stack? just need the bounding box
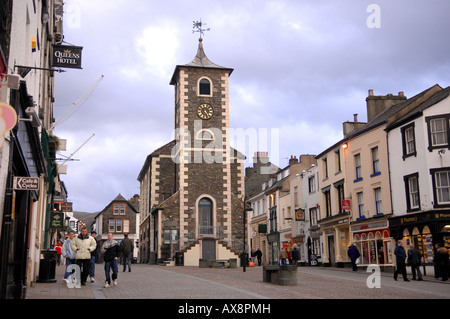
[365,89,407,122]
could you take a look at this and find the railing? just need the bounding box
[165,226,244,259]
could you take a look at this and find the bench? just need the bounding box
[263,265,297,286]
[199,258,237,268]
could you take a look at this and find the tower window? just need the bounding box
[199,78,211,95]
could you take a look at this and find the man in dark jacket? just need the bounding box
[394,240,410,282]
[407,243,423,281]
[347,243,360,271]
[120,233,134,272]
[102,233,121,288]
[291,244,300,267]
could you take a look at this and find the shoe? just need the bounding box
[129,268,131,272]
[113,279,118,286]
[404,279,410,282]
[418,278,423,281]
[81,282,86,286]
[104,282,110,288]
[90,277,95,282]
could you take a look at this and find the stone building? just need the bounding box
[138,37,247,266]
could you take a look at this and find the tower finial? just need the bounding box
[193,19,210,40]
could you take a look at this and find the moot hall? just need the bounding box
[138,27,249,266]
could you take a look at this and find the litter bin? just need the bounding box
[240,252,249,267]
[37,249,57,283]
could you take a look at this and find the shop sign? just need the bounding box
[258,224,267,234]
[341,199,351,210]
[61,202,73,212]
[267,232,279,243]
[0,102,18,147]
[52,45,83,69]
[13,177,39,190]
[50,212,64,229]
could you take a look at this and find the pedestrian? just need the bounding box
[393,240,410,282]
[62,230,76,282]
[291,244,300,267]
[120,233,134,272]
[89,230,100,282]
[251,249,255,263]
[54,241,63,266]
[347,243,360,272]
[102,232,121,288]
[407,243,423,281]
[256,248,262,266]
[279,247,287,265]
[71,227,97,286]
[435,243,449,281]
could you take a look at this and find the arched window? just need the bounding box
[198,197,213,234]
[199,78,211,95]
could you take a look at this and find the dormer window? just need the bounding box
[199,77,211,96]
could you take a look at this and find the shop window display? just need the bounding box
[402,227,434,264]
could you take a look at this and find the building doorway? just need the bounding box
[202,239,216,260]
[328,236,335,266]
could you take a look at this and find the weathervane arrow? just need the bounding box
[193,19,210,39]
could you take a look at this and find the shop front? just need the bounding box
[319,212,351,267]
[350,218,394,270]
[389,210,450,276]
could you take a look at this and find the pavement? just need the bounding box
[25,262,450,300]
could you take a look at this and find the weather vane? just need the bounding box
[193,19,210,39]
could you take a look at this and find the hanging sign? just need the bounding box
[295,208,305,221]
[50,212,64,229]
[52,44,83,69]
[13,177,39,190]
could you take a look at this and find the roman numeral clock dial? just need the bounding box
[197,103,213,120]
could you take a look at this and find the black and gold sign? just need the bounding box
[52,44,83,69]
[197,103,213,120]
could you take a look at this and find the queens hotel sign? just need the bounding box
[52,45,83,69]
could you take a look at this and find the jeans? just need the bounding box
[105,259,118,284]
[411,264,423,280]
[64,258,76,279]
[123,254,132,270]
[89,255,96,277]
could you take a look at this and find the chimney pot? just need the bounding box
[353,114,358,122]
[368,89,374,96]
[399,91,404,97]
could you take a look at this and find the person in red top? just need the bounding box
[55,241,63,266]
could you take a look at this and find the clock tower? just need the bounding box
[139,33,247,266]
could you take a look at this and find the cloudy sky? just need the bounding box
[53,0,450,213]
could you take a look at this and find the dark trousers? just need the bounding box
[77,259,91,284]
[351,259,358,271]
[394,262,408,281]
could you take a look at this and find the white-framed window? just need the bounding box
[371,147,380,175]
[109,220,115,232]
[357,192,364,218]
[408,176,420,210]
[374,187,382,215]
[435,170,450,205]
[123,220,130,233]
[354,154,362,181]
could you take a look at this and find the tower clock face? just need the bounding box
[197,103,214,120]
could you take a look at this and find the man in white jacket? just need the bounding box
[71,227,97,286]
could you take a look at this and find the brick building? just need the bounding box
[138,37,247,266]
